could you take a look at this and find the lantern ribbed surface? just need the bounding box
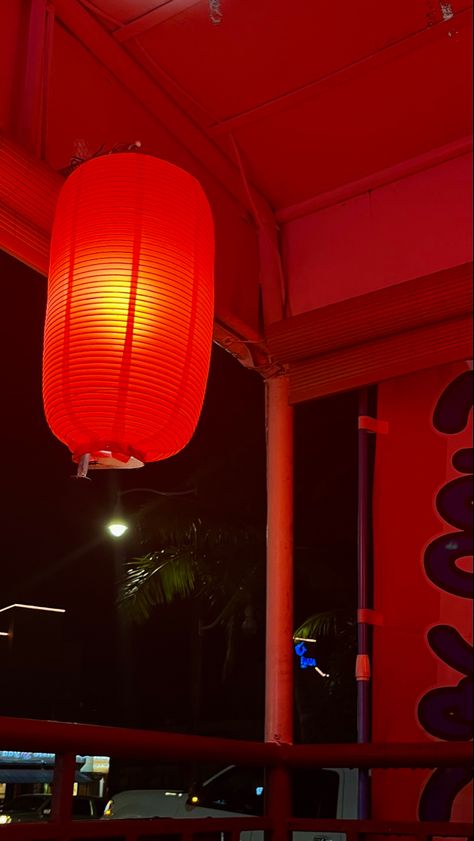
[43,153,214,468]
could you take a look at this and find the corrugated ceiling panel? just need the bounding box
[288,315,472,403]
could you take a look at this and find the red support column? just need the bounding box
[265,374,293,841]
[265,374,294,744]
[14,0,53,155]
[266,764,293,841]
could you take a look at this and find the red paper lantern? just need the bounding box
[43,153,214,471]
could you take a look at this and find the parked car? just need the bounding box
[0,793,105,823]
[102,764,358,840]
[102,788,187,820]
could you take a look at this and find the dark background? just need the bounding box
[0,248,358,741]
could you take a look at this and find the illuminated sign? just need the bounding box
[0,752,55,763]
[81,756,110,774]
[0,752,110,774]
[294,641,316,668]
[293,638,329,677]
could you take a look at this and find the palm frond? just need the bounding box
[294,609,352,641]
[137,494,263,556]
[118,548,196,623]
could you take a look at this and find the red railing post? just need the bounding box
[0,717,471,841]
[51,751,76,839]
[266,764,291,841]
[13,0,53,156]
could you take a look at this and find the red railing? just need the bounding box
[0,716,471,841]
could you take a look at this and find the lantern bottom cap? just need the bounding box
[73,451,144,470]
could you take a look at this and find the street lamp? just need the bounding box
[107,521,129,538]
[106,486,195,538]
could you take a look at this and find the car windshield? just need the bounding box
[3,796,49,813]
[199,767,265,816]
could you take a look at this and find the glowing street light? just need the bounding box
[107,521,129,538]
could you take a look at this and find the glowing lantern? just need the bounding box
[43,153,214,473]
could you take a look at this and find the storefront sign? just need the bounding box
[372,362,472,822]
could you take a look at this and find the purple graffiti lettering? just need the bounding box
[424,532,473,599]
[436,475,473,532]
[432,371,473,434]
[419,766,473,821]
[418,676,472,740]
[427,625,473,676]
[452,448,473,474]
[418,368,473,820]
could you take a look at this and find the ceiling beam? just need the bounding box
[287,314,472,404]
[0,134,63,273]
[276,136,473,223]
[113,0,200,43]
[52,0,268,220]
[52,0,286,324]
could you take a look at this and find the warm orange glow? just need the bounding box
[43,153,214,469]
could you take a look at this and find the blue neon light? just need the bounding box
[294,641,317,669]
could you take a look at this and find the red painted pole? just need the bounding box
[265,374,294,744]
[357,387,371,818]
[14,0,52,155]
[266,765,292,840]
[265,374,294,841]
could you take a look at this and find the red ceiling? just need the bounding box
[73,0,473,210]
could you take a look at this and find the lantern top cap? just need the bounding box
[63,150,209,197]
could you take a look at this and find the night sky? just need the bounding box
[0,248,358,739]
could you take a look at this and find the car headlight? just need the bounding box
[102,800,113,818]
[0,815,12,824]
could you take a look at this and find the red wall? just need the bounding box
[372,362,473,821]
[283,152,472,316]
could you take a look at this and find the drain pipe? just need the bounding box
[356,388,372,819]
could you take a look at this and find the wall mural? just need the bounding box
[371,362,472,822]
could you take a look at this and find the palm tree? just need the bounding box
[118,494,266,730]
[118,495,357,741]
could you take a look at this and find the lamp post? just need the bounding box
[106,486,196,538]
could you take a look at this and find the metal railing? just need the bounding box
[0,716,471,841]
